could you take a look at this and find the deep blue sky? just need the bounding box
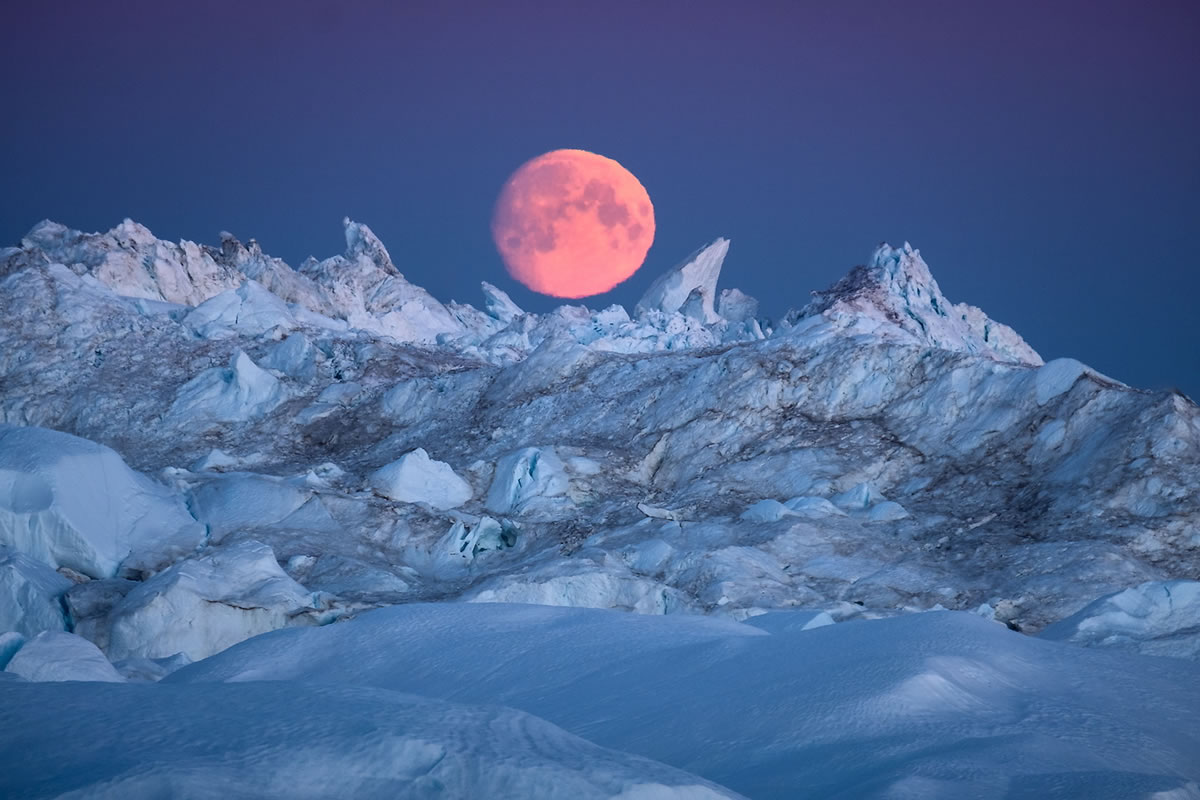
[3,1,1197,395]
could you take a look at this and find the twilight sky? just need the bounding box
[2,0,1197,396]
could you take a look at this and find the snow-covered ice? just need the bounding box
[182,280,297,339]
[4,631,125,683]
[1040,580,1200,659]
[739,499,794,522]
[260,331,318,379]
[783,496,846,517]
[186,472,331,543]
[635,238,728,324]
[0,631,24,671]
[0,547,71,636]
[167,349,285,424]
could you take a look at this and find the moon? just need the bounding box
[491,149,655,298]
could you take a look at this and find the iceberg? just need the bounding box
[1040,580,1200,659]
[486,446,569,515]
[182,280,298,339]
[369,448,473,510]
[105,540,317,662]
[167,350,284,424]
[2,216,1200,797]
[635,238,729,324]
[4,631,125,683]
[0,425,204,578]
[0,547,72,636]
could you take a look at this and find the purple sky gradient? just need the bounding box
[2,0,1198,394]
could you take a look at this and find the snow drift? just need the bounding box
[171,603,1200,799]
[0,680,737,799]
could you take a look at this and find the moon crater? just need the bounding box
[492,149,655,298]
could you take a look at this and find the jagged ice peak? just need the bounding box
[0,217,1045,367]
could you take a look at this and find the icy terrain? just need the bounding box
[2,218,1199,797]
[167,603,1200,799]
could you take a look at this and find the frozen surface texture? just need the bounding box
[167,350,285,424]
[2,218,1200,797]
[795,242,1043,365]
[1040,580,1200,659]
[0,680,738,799]
[182,280,298,339]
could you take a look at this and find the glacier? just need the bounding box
[1,217,1198,798]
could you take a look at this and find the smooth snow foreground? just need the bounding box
[0,681,736,800]
[2,603,1196,799]
[168,604,1200,799]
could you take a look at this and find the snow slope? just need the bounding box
[172,603,1200,799]
[0,679,738,799]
